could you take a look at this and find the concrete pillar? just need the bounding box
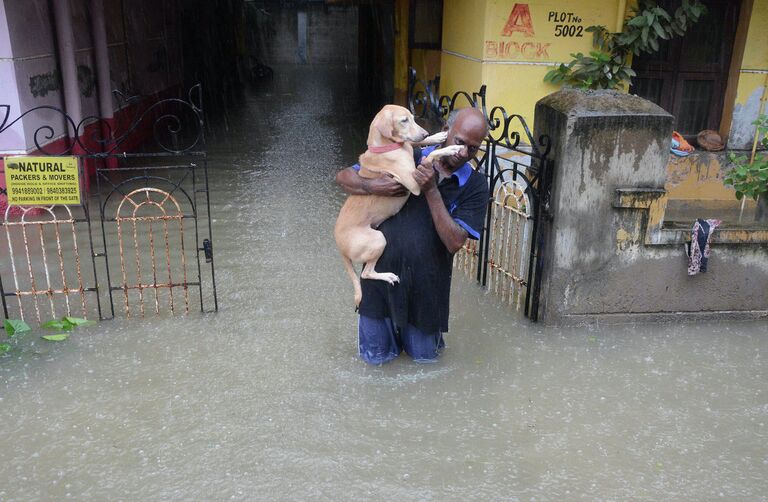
[51,0,82,141]
[533,89,673,325]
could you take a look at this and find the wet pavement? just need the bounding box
[1,65,767,501]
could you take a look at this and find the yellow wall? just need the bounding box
[741,0,768,71]
[440,54,483,105]
[481,0,620,62]
[439,0,626,126]
[442,0,487,60]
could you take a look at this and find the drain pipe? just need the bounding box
[90,0,116,167]
[51,0,83,151]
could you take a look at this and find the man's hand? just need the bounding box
[414,161,438,193]
[336,167,408,196]
[364,174,409,196]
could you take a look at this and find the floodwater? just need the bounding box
[1,65,767,501]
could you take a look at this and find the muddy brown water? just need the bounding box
[1,66,767,501]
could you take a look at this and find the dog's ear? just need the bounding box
[374,109,394,140]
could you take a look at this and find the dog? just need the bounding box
[334,104,462,307]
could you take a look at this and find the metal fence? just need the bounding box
[408,68,554,321]
[0,85,217,322]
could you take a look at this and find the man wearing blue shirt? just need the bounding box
[335,107,488,364]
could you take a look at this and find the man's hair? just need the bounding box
[443,107,489,137]
[444,110,460,130]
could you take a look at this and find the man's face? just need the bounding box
[443,113,487,170]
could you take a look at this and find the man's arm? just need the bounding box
[413,163,468,254]
[335,167,408,197]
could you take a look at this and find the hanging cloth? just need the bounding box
[686,218,722,275]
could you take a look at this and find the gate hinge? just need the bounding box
[202,239,213,263]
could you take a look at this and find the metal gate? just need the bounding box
[0,85,218,321]
[408,69,554,321]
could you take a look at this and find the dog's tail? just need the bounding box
[341,256,362,308]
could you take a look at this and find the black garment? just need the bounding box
[357,164,487,333]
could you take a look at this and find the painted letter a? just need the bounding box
[501,3,535,37]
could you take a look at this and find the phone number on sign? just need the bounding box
[12,187,44,194]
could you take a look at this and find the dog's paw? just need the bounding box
[432,145,463,158]
[381,273,400,285]
[422,131,447,145]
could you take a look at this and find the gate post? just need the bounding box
[532,88,673,325]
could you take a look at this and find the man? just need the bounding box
[335,107,489,364]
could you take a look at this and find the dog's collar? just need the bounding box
[367,142,403,154]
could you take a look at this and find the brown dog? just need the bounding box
[334,104,462,307]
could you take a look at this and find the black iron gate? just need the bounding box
[408,69,554,321]
[0,85,218,321]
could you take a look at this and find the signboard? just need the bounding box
[3,156,82,206]
[484,1,618,62]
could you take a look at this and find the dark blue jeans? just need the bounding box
[358,315,444,365]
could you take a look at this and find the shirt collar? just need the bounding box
[452,162,473,187]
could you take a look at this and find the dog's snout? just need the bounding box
[417,125,428,140]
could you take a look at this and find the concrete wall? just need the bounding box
[533,88,768,326]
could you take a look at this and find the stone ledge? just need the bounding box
[613,188,768,245]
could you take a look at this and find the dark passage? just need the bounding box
[178,0,395,124]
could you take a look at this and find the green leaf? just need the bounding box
[42,320,71,330]
[652,21,668,39]
[0,343,10,354]
[4,319,31,337]
[63,316,94,327]
[655,7,672,22]
[644,10,655,25]
[42,334,69,342]
[735,190,743,200]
